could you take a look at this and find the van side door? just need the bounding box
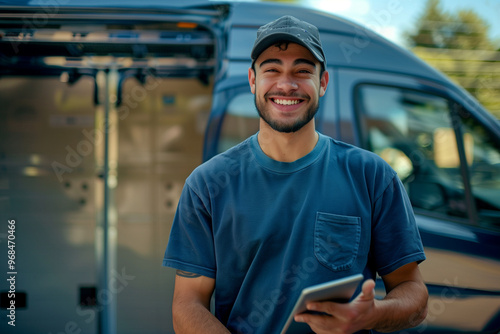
[337,68,500,332]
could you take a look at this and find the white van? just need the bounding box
[0,1,499,333]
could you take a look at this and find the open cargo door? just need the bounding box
[0,3,228,334]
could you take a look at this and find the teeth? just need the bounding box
[274,99,300,105]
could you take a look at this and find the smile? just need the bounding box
[272,98,303,106]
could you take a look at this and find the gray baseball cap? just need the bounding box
[251,15,326,69]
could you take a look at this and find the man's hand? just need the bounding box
[294,262,428,334]
[294,279,377,334]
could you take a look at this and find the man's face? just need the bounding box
[249,43,329,133]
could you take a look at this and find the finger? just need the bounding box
[295,312,334,329]
[306,300,336,314]
[294,314,305,323]
[359,279,376,301]
[295,312,325,323]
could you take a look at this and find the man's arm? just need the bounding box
[371,261,428,331]
[172,270,230,334]
[295,262,428,334]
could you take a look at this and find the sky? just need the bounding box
[298,0,500,48]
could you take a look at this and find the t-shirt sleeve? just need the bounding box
[371,174,426,276]
[162,181,217,278]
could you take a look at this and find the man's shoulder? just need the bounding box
[326,136,388,165]
[187,136,254,182]
[323,135,397,182]
[202,136,253,169]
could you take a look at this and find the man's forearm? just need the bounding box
[172,300,230,334]
[371,280,428,332]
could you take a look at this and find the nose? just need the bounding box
[276,73,298,93]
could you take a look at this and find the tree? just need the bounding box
[407,0,500,118]
[407,0,494,50]
[407,0,453,48]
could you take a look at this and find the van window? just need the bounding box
[356,85,500,227]
[217,92,259,153]
[459,113,500,226]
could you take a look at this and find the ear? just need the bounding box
[319,70,329,97]
[248,67,256,94]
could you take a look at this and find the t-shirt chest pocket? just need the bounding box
[314,212,361,272]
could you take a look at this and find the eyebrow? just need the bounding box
[259,58,317,68]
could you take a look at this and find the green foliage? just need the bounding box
[407,0,500,118]
[407,0,495,50]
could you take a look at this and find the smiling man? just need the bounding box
[252,44,324,134]
[163,16,428,334]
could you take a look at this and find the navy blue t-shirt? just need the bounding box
[163,133,425,334]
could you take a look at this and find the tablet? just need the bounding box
[280,274,364,334]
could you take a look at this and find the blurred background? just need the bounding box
[259,0,500,119]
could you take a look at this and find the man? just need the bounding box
[163,15,428,334]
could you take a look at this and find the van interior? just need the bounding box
[0,7,222,333]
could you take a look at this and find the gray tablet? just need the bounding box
[280,274,364,334]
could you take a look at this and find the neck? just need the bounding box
[257,120,319,162]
